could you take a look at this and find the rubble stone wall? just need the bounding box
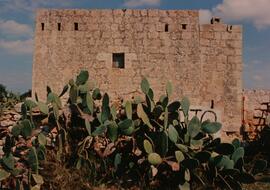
[243,89,270,126]
[32,9,242,132]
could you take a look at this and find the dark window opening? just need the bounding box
[182,24,187,30]
[211,17,221,24]
[211,100,214,109]
[41,23,45,31]
[113,53,125,69]
[58,23,61,31]
[227,25,233,32]
[74,22,79,31]
[165,24,169,32]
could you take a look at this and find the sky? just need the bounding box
[0,0,270,92]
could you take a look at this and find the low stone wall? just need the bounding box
[243,89,270,127]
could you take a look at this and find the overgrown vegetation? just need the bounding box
[0,84,20,116]
[0,71,268,189]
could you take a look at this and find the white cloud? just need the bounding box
[199,9,213,24]
[0,0,73,13]
[211,0,270,29]
[0,20,33,37]
[124,0,160,8]
[0,39,33,54]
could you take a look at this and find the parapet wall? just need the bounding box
[32,9,242,133]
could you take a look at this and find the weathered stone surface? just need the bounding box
[243,89,270,127]
[32,9,243,133]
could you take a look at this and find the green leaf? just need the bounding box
[144,139,154,154]
[2,154,14,170]
[190,139,203,149]
[108,122,118,142]
[0,169,10,181]
[37,102,48,115]
[164,108,168,129]
[52,102,59,119]
[114,153,121,169]
[86,92,94,114]
[24,99,37,109]
[168,125,179,143]
[78,82,89,94]
[76,158,82,169]
[188,116,201,138]
[201,122,222,134]
[232,138,241,149]
[231,147,244,163]
[125,101,132,119]
[76,70,89,85]
[102,93,110,108]
[118,119,134,135]
[121,126,134,136]
[92,88,101,100]
[175,144,188,153]
[111,105,117,120]
[175,151,185,163]
[141,77,150,94]
[118,119,133,131]
[11,124,21,137]
[161,96,169,109]
[185,169,191,181]
[181,97,190,117]
[69,85,78,104]
[21,103,27,119]
[84,120,91,136]
[32,174,44,185]
[213,155,234,169]
[148,153,162,165]
[167,101,181,112]
[47,92,62,108]
[38,133,46,146]
[101,106,110,123]
[137,103,153,129]
[21,119,33,138]
[179,182,190,190]
[28,147,39,173]
[148,88,154,100]
[92,125,107,136]
[166,81,173,97]
[159,131,168,157]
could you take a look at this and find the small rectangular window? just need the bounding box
[41,23,45,31]
[74,22,78,31]
[165,24,169,32]
[113,53,125,69]
[182,24,187,30]
[58,23,61,31]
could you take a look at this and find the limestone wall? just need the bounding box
[32,9,242,133]
[243,89,270,126]
[200,23,242,132]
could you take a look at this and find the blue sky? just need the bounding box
[0,0,270,92]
